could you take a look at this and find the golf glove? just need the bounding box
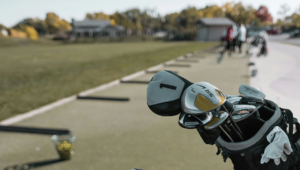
[261,126,293,165]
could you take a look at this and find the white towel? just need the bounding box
[261,126,293,165]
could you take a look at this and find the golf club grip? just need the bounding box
[0,125,70,135]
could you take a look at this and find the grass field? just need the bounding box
[0,40,216,121]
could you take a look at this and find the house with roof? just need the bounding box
[69,19,125,38]
[196,18,236,41]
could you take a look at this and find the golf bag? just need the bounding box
[257,38,267,57]
[249,35,268,57]
[201,100,300,170]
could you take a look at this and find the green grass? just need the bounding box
[0,41,216,120]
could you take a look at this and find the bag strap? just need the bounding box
[293,118,300,143]
[281,108,294,142]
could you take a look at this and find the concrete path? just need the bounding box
[0,51,249,170]
[250,42,300,118]
[283,38,300,46]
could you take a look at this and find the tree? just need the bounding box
[253,6,273,24]
[45,13,61,34]
[110,19,116,26]
[45,13,72,34]
[59,19,72,32]
[278,4,291,22]
[290,13,300,27]
[17,25,39,40]
[14,18,48,35]
[0,24,7,31]
[85,12,110,20]
[198,5,224,18]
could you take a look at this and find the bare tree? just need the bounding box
[296,5,300,14]
[277,4,291,22]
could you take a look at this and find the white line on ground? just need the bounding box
[0,96,76,125]
[176,56,185,60]
[164,60,176,65]
[121,71,146,81]
[146,64,164,72]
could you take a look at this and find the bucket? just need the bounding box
[51,134,76,160]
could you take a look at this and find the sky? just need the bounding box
[1,0,300,27]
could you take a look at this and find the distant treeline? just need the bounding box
[1,2,300,40]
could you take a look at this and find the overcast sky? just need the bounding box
[1,0,299,27]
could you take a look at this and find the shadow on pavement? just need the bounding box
[4,158,66,170]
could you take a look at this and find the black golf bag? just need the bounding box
[251,35,261,47]
[146,71,300,170]
[250,35,268,57]
[257,38,267,57]
[198,100,300,170]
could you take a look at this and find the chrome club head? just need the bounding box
[238,96,265,109]
[204,111,229,130]
[227,96,242,105]
[232,105,257,122]
[178,112,212,129]
[239,84,266,99]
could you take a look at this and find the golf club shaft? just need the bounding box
[253,116,265,123]
[224,124,232,132]
[219,125,233,142]
[222,105,245,139]
[230,124,245,141]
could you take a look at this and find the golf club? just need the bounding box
[178,112,212,129]
[204,111,234,142]
[238,96,266,118]
[239,84,266,99]
[227,96,243,105]
[232,105,257,122]
[222,102,245,140]
[239,96,265,108]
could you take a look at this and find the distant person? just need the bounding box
[218,26,233,63]
[232,25,239,52]
[237,24,246,54]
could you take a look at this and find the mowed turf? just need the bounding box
[0,41,216,121]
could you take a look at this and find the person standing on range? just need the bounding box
[237,23,246,54]
[218,26,233,63]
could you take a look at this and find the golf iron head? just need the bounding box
[239,84,266,99]
[239,96,266,109]
[204,111,229,130]
[178,112,212,129]
[227,96,243,105]
[232,105,257,122]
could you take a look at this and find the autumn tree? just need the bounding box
[14,18,48,35]
[86,12,110,20]
[45,13,71,34]
[18,25,39,40]
[198,5,224,18]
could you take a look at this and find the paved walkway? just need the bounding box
[0,49,250,170]
[250,42,300,118]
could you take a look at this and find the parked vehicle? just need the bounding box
[290,29,300,38]
[266,28,281,35]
